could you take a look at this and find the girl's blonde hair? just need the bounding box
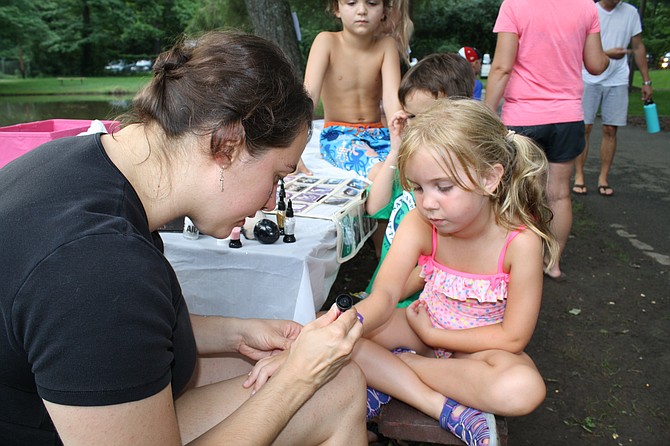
[398,99,559,268]
[327,0,414,65]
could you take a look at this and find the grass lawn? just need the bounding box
[0,76,151,96]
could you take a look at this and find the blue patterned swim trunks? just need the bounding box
[320,121,391,177]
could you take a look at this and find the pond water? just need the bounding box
[0,95,133,127]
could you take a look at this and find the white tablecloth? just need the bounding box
[163,121,367,324]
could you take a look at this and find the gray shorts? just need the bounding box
[582,83,628,126]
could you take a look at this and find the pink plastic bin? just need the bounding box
[0,119,120,168]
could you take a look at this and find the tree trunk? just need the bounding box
[243,0,304,79]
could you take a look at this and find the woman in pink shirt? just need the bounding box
[485,0,609,281]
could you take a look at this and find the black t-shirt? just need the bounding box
[0,134,196,445]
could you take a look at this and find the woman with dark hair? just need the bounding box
[0,31,366,445]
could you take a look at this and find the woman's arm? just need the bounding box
[407,231,544,354]
[46,308,362,446]
[190,315,301,360]
[484,32,518,114]
[583,32,610,76]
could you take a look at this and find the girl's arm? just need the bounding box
[407,231,544,354]
[380,36,403,121]
[304,32,332,110]
[355,209,432,335]
[484,32,518,114]
[366,110,407,215]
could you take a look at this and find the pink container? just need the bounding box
[0,119,120,168]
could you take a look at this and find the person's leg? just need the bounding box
[397,349,546,417]
[573,124,592,194]
[597,85,628,195]
[598,124,618,194]
[574,83,601,194]
[544,160,575,279]
[176,357,368,445]
[359,309,497,444]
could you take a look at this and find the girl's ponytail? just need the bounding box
[498,132,560,269]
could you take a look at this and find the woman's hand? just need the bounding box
[406,300,435,344]
[263,304,363,393]
[237,319,302,361]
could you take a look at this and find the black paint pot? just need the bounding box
[253,219,280,244]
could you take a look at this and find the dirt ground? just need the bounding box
[323,120,669,445]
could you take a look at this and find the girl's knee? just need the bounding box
[492,365,546,416]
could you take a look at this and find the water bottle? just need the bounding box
[644,98,660,134]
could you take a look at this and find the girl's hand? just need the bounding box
[389,110,409,143]
[406,300,435,344]
[243,350,287,393]
[238,319,302,361]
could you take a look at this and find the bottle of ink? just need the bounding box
[183,216,199,240]
[283,199,296,243]
[276,186,286,235]
[229,226,242,248]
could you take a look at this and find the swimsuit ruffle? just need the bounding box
[419,256,509,304]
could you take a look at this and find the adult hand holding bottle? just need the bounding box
[243,304,363,393]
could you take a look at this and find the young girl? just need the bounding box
[303,0,413,177]
[351,98,560,445]
[246,99,557,445]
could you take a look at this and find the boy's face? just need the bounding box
[403,89,440,123]
[335,0,385,32]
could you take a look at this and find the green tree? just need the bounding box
[0,0,52,77]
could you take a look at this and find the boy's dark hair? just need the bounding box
[398,53,475,105]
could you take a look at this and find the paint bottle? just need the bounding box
[276,188,286,235]
[283,199,296,243]
[182,216,199,240]
[229,226,242,248]
[644,98,660,134]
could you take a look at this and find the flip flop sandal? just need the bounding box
[572,184,587,195]
[598,185,614,197]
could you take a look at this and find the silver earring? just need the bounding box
[219,167,224,192]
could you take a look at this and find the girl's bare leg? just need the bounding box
[398,349,546,416]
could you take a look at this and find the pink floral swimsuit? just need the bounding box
[417,225,524,358]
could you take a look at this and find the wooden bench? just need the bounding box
[374,399,508,445]
[57,77,86,85]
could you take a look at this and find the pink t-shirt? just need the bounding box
[493,0,600,126]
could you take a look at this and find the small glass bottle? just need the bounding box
[183,216,199,240]
[276,189,286,235]
[283,199,296,243]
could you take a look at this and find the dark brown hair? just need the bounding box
[398,53,474,104]
[124,31,313,160]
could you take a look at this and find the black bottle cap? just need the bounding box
[335,294,354,312]
[229,239,242,249]
[286,199,294,218]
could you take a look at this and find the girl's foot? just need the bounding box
[366,387,391,420]
[439,398,498,446]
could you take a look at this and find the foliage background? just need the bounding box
[0,0,667,77]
